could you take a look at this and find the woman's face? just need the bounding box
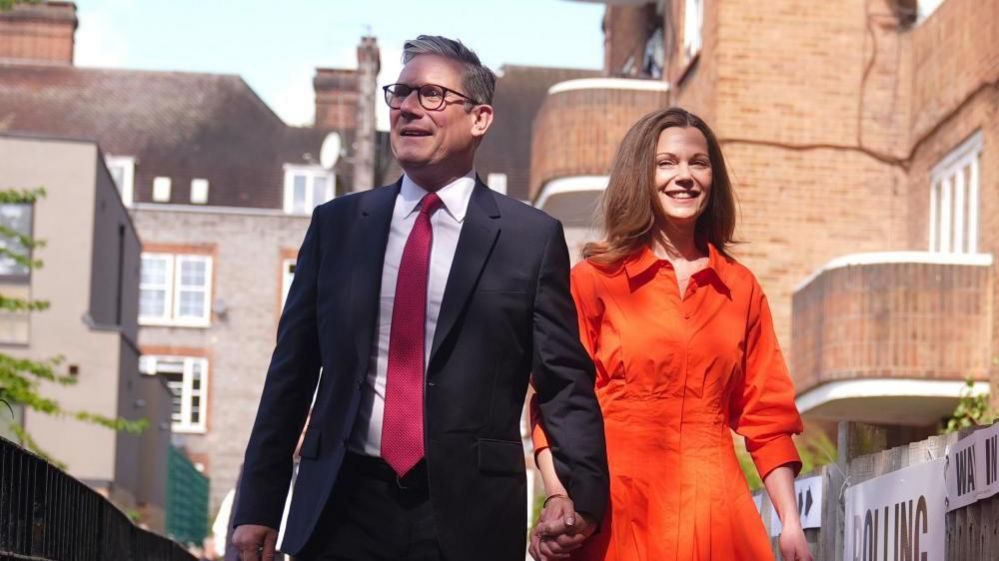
[654,126,713,230]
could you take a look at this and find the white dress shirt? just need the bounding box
[348,171,476,457]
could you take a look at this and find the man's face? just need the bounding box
[389,55,482,178]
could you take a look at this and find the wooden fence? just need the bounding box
[754,422,999,560]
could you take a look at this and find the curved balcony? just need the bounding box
[791,252,994,426]
[530,78,669,227]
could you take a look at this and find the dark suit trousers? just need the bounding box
[296,453,445,561]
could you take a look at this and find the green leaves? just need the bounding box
[941,378,996,434]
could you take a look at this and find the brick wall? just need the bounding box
[792,260,993,394]
[899,0,999,407]
[0,1,76,65]
[530,85,669,200]
[131,207,312,512]
[313,68,359,130]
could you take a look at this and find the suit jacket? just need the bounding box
[234,178,609,560]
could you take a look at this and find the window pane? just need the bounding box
[139,289,166,317]
[191,361,202,389]
[177,290,205,318]
[141,257,168,285]
[293,174,308,214]
[179,259,207,287]
[313,176,329,208]
[0,204,32,277]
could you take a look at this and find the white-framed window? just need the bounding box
[0,203,32,279]
[281,258,296,308]
[139,253,213,327]
[929,131,982,254]
[153,177,172,202]
[140,355,208,433]
[683,0,704,63]
[105,155,135,207]
[190,178,209,204]
[283,165,334,215]
[487,173,508,195]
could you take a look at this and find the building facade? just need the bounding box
[538,0,998,430]
[0,1,386,516]
[0,133,173,529]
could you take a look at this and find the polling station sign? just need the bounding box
[945,421,999,511]
[844,458,945,561]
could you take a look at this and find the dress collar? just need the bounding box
[622,243,732,294]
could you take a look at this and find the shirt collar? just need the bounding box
[399,171,476,223]
[623,243,732,293]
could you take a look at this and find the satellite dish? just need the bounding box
[319,132,342,169]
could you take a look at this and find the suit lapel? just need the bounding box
[429,180,501,367]
[349,182,399,373]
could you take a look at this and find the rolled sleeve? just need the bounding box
[730,283,803,481]
[749,434,801,480]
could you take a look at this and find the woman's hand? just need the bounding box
[777,520,813,561]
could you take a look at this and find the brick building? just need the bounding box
[535,0,998,432]
[0,1,389,517]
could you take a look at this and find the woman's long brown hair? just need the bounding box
[583,107,737,266]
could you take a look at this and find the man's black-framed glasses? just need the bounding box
[382,83,477,111]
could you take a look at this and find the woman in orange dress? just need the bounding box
[528,107,812,561]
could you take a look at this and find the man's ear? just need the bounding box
[470,104,494,139]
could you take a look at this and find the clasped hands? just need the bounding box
[529,494,596,561]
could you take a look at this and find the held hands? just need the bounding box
[232,524,278,561]
[778,520,813,561]
[529,495,596,561]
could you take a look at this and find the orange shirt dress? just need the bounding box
[532,244,803,561]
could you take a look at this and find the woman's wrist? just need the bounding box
[543,493,570,507]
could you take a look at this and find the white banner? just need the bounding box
[945,422,999,511]
[843,458,946,561]
[768,475,823,536]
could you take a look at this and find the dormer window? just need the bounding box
[191,178,210,204]
[153,177,172,202]
[105,155,135,207]
[283,165,334,215]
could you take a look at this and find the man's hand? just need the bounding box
[778,521,814,561]
[529,495,596,560]
[232,524,278,561]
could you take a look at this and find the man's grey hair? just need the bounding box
[402,35,497,106]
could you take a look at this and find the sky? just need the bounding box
[73,0,606,130]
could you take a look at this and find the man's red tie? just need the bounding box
[381,192,443,476]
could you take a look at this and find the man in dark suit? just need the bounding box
[232,35,608,561]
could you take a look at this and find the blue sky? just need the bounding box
[74,0,605,129]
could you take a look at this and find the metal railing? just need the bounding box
[0,436,195,561]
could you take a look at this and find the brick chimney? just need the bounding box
[0,1,77,65]
[352,36,380,192]
[313,68,359,130]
